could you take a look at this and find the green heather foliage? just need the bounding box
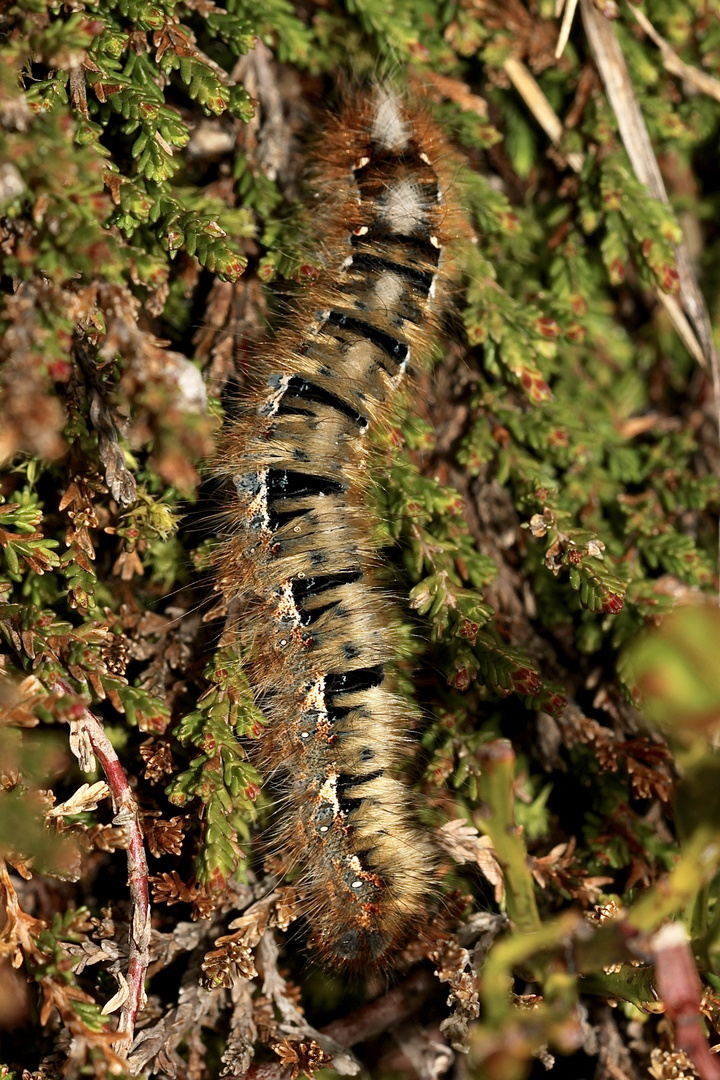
[1,0,720,1076]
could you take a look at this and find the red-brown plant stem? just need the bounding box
[54,677,150,1051]
[240,968,436,1079]
[653,923,720,1080]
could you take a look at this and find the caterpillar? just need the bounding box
[215,85,460,970]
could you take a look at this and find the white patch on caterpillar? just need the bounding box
[373,271,405,311]
[234,467,269,532]
[391,359,410,389]
[346,854,364,888]
[259,373,290,417]
[272,581,302,643]
[381,179,428,234]
[371,88,409,150]
[317,771,340,815]
[299,678,328,728]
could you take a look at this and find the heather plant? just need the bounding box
[1,1,720,1078]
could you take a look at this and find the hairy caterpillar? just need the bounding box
[215,86,460,970]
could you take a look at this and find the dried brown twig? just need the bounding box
[627,5,720,106]
[579,0,720,595]
[54,676,151,1050]
[421,70,489,116]
[239,968,437,1080]
[580,0,718,374]
[502,56,585,173]
[547,0,718,381]
[653,923,720,1080]
[554,0,581,60]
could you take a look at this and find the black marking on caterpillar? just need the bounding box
[215,85,460,971]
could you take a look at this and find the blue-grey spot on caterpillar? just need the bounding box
[214,85,462,970]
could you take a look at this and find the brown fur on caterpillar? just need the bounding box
[214,85,463,971]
